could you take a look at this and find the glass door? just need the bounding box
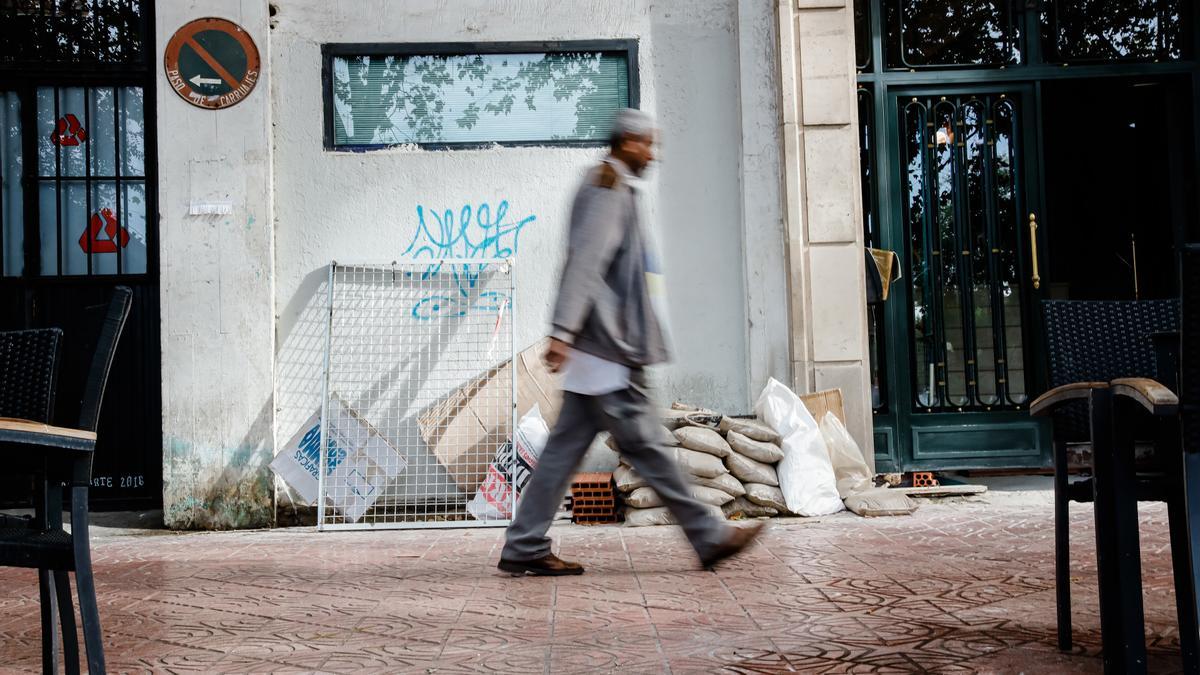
[882,84,1051,469]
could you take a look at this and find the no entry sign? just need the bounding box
[164,18,260,110]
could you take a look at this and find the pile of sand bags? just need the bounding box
[616,388,916,524]
[616,405,792,525]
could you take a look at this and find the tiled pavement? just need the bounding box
[0,493,1189,673]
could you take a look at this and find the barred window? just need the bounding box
[0,0,145,66]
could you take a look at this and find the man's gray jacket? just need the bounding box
[549,158,669,368]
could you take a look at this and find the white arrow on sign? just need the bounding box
[189,74,224,86]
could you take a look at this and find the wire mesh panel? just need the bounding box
[317,260,515,530]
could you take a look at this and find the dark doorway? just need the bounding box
[1042,76,1196,302]
[0,1,161,511]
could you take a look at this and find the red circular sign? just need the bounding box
[164,17,261,110]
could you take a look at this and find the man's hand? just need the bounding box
[544,338,570,373]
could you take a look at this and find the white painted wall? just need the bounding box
[271,0,785,473]
[157,1,275,528]
[151,0,792,526]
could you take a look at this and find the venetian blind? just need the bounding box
[330,51,631,147]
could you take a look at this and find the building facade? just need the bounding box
[0,0,1194,528]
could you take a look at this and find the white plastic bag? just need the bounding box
[819,411,874,499]
[467,406,550,520]
[754,378,844,516]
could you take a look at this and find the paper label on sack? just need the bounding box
[466,405,549,520]
[270,396,407,522]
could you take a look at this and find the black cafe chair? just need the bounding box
[1099,244,1200,673]
[1031,298,1179,655]
[0,286,133,674]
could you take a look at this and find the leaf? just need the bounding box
[456,102,481,130]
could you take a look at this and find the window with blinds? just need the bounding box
[323,42,638,149]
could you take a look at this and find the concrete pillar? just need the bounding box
[157,2,276,528]
[777,0,874,465]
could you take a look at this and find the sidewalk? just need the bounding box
[0,482,1186,673]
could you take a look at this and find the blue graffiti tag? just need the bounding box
[403,200,535,320]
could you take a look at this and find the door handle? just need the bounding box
[1029,213,1040,290]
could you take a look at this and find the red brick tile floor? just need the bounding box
[0,490,1190,673]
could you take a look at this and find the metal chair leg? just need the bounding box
[1110,394,1149,673]
[37,569,59,675]
[71,486,105,674]
[53,570,81,675]
[1055,440,1073,651]
[1177,446,1200,674]
[1091,389,1149,673]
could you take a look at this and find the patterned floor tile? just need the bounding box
[0,498,1193,673]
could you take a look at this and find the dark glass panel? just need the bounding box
[992,99,1026,404]
[902,99,937,407]
[886,0,1019,69]
[931,100,969,408]
[859,87,887,412]
[961,99,995,406]
[1,92,21,277]
[854,0,871,71]
[1042,0,1185,63]
[0,0,144,66]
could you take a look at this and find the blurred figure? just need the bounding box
[498,109,764,576]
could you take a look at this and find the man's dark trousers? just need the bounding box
[502,372,728,562]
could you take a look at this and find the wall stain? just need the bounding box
[164,437,274,530]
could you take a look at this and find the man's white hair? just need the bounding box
[610,108,656,141]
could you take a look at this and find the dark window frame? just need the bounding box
[320,40,641,152]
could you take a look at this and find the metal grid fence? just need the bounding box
[317,260,516,530]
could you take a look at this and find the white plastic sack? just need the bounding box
[674,426,732,458]
[467,406,550,520]
[725,451,779,486]
[743,483,787,512]
[727,431,784,464]
[625,484,734,509]
[674,447,728,479]
[844,487,918,517]
[626,504,723,527]
[754,378,844,516]
[719,416,782,444]
[615,464,646,493]
[693,471,747,498]
[625,506,676,527]
[819,411,874,499]
[723,496,778,519]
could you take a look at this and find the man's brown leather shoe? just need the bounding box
[498,553,585,576]
[700,521,767,570]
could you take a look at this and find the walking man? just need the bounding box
[498,109,764,576]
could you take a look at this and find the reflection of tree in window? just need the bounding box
[0,0,144,64]
[1044,0,1182,62]
[333,52,626,145]
[888,0,1017,68]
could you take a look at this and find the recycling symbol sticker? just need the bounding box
[50,114,88,147]
[79,208,130,254]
